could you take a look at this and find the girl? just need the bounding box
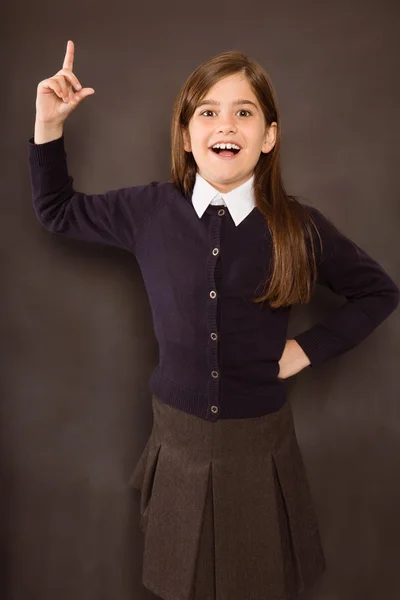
[28,40,399,600]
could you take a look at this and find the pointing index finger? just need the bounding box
[63,40,74,71]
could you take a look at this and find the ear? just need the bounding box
[261,122,277,154]
[182,128,192,153]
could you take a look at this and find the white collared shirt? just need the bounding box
[191,172,256,226]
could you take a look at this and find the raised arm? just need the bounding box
[29,40,163,252]
[28,134,164,252]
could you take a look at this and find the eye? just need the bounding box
[199,109,252,117]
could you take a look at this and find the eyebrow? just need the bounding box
[196,98,259,111]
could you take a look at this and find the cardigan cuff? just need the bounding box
[293,327,333,368]
[28,134,66,168]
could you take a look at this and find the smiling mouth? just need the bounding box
[209,147,242,159]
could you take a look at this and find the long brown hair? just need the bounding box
[169,50,323,309]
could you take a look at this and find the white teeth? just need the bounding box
[211,143,241,150]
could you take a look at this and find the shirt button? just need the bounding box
[218,209,225,216]
[210,290,217,299]
[210,332,217,340]
[212,247,219,256]
[211,405,219,414]
[211,371,219,378]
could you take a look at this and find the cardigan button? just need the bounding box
[211,371,219,378]
[212,247,219,256]
[210,290,217,299]
[210,332,217,340]
[211,405,219,414]
[217,208,225,216]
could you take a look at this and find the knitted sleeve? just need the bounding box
[27,135,163,253]
[293,204,400,367]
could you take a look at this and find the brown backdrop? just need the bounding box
[1,0,399,598]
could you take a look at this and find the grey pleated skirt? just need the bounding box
[129,394,326,600]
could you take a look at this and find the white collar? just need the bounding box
[191,172,256,226]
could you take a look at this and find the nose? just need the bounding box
[216,118,238,135]
[217,125,236,135]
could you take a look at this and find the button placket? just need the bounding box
[206,207,224,420]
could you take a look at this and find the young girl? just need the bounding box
[28,40,399,600]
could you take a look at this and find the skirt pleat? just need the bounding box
[129,394,326,600]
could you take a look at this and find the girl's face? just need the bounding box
[183,72,277,194]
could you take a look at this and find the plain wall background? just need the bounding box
[1,0,399,598]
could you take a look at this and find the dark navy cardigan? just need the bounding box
[27,135,400,421]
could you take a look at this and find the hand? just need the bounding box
[277,339,311,380]
[35,40,95,126]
